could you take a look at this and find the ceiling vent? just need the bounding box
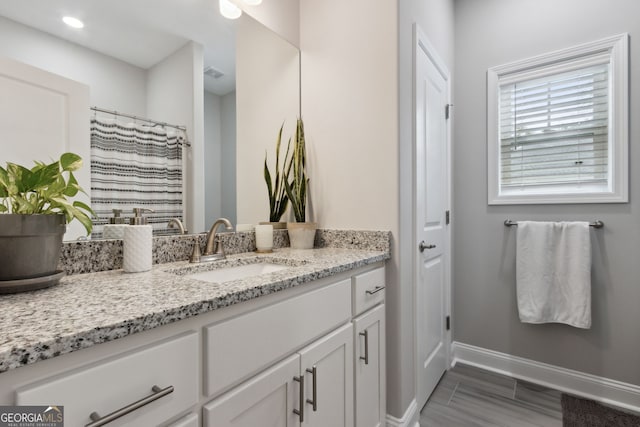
[203,66,224,79]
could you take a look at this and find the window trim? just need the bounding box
[487,33,629,205]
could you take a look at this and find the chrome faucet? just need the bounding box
[168,218,186,235]
[196,218,233,262]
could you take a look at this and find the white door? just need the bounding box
[414,30,450,410]
[203,354,301,427]
[354,304,386,427]
[0,58,90,240]
[299,323,353,427]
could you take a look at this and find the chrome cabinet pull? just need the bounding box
[365,285,385,295]
[85,385,173,427]
[359,330,369,365]
[306,366,318,411]
[293,375,305,422]
[418,241,436,252]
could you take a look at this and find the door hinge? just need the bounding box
[446,315,451,331]
[445,103,453,120]
[445,210,450,225]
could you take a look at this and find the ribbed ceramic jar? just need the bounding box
[259,221,287,230]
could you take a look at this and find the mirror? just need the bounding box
[0,0,300,240]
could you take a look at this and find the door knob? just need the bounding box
[419,241,436,252]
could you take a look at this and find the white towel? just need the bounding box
[516,221,591,329]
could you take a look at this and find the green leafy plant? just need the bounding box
[0,152,95,234]
[284,119,308,223]
[264,123,293,222]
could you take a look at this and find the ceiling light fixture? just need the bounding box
[219,0,263,19]
[62,16,84,29]
[219,0,242,19]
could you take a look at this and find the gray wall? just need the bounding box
[204,91,223,226]
[453,0,640,385]
[204,90,236,227]
[221,91,237,224]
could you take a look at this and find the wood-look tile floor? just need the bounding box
[420,363,563,426]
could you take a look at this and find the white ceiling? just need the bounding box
[0,0,237,95]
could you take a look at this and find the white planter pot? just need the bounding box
[287,222,317,249]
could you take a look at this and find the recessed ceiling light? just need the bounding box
[219,0,242,19]
[62,16,84,29]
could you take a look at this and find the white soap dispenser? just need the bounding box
[123,208,154,273]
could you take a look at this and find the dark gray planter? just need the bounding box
[0,214,66,280]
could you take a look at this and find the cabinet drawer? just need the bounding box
[16,332,199,427]
[353,267,385,315]
[204,278,351,397]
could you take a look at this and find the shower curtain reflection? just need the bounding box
[90,117,185,238]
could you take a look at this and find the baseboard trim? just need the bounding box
[452,341,640,413]
[386,398,419,427]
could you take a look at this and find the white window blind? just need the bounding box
[499,63,609,189]
[487,33,628,205]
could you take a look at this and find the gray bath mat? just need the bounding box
[562,394,640,427]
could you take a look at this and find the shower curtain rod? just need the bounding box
[90,106,191,147]
[89,107,191,147]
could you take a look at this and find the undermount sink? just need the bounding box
[185,262,290,284]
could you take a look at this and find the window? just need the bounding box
[487,34,628,204]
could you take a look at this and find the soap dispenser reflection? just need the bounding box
[123,208,154,273]
[103,209,128,239]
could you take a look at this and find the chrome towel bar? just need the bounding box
[504,219,604,228]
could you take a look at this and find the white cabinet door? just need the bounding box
[0,58,90,240]
[299,323,354,427]
[353,305,386,427]
[206,323,355,427]
[203,354,301,427]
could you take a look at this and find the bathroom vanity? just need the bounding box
[0,245,388,427]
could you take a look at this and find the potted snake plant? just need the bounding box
[0,152,94,292]
[262,123,293,229]
[284,118,317,249]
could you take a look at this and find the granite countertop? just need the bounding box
[0,247,389,374]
